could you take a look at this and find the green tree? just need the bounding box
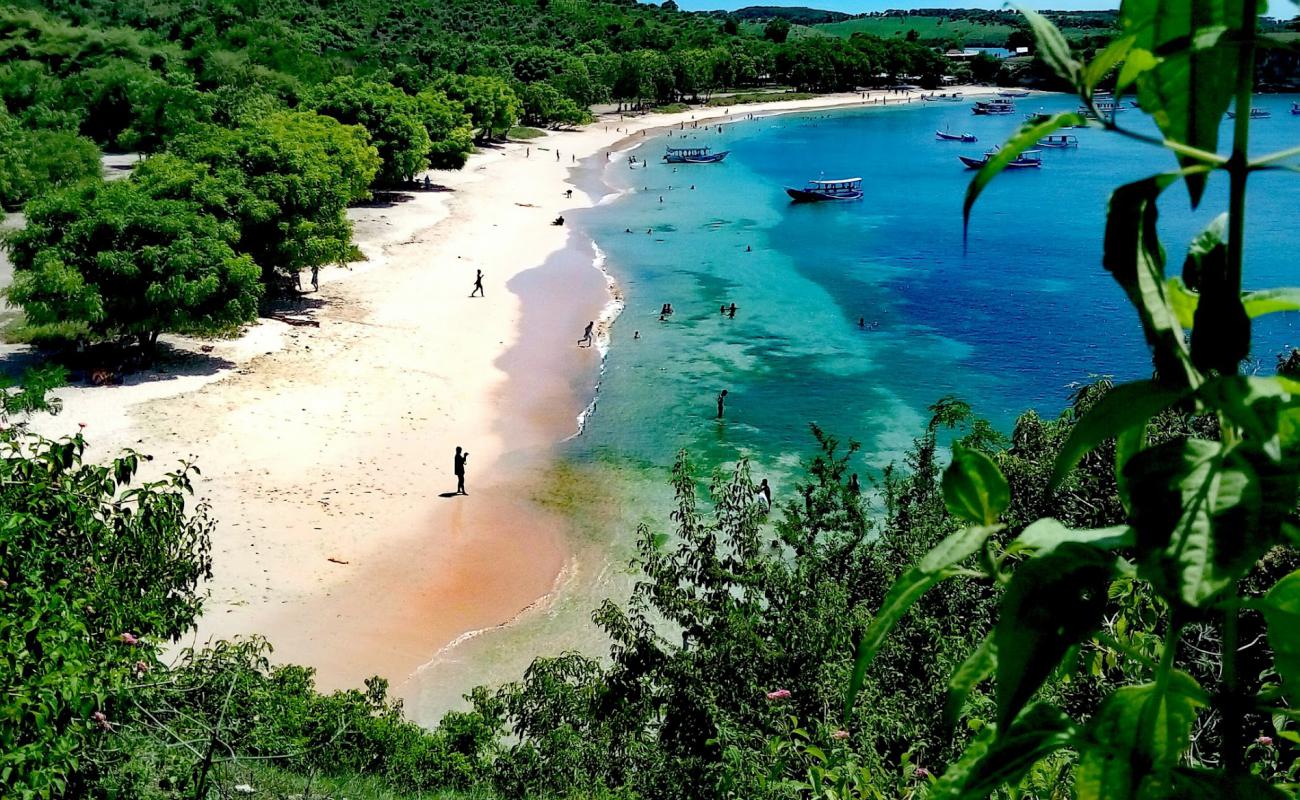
[414,87,476,169]
[435,74,520,142]
[764,18,791,44]
[157,111,379,286]
[305,76,431,187]
[5,178,262,351]
[0,111,101,208]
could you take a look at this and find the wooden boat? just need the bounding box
[1226,108,1271,119]
[1037,134,1079,148]
[936,129,978,143]
[664,146,729,164]
[998,89,1030,98]
[785,177,864,202]
[959,149,1043,169]
[972,100,1015,116]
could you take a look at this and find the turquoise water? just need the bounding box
[572,94,1300,487]
[407,95,1300,722]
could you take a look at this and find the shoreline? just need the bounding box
[12,85,1011,714]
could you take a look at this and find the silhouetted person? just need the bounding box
[310,265,319,292]
[470,269,484,297]
[758,478,772,511]
[728,303,737,319]
[566,189,573,199]
[454,447,468,495]
[716,389,728,419]
[578,320,595,347]
[848,473,861,495]
[859,317,866,329]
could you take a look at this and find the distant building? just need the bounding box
[944,47,1018,61]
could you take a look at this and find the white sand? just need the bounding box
[13,86,1001,692]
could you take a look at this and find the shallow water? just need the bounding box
[406,94,1300,723]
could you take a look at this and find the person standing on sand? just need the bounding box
[311,265,320,292]
[470,269,484,297]
[454,447,468,495]
[716,389,728,419]
[578,320,595,347]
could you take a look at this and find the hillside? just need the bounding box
[728,5,852,24]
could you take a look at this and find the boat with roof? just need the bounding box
[973,100,1015,115]
[959,149,1043,169]
[785,177,864,202]
[936,129,978,142]
[1226,108,1271,119]
[663,146,729,164]
[1037,134,1079,148]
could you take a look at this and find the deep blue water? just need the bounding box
[570,94,1300,488]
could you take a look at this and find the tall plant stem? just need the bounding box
[1220,0,1258,775]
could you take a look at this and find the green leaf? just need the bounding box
[1076,671,1206,799]
[1185,215,1249,374]
[1125,438,1294,607]
[1014,6,1082,85]
[963,112,1086,227]
[1103,174,1200,388]
[1121,0,1252,204]
[943,443,1009,525]
[1243,287,1300,319]
[1165,277,1198,328]
[1011,519,1135,557]
[932,704,1077,800]
[996,544,1116,728]
[944,634,996,727]
[1196,375,1299,455]
[1259,571,1300,706]
[846,524,1000,716]
[1116,424,1144,515]
[1084,34,1136,92]
[1050,380,1190,490]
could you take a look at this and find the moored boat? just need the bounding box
[785,177,864,202]
[936,129,978,142]
[959,149,1043,169]
[998,89,1030,98]
[1037,134,1078,148]
[1292,101,1300,115]
[973,100,1015,115]
[1226,108,1271,119]
[664,146,729,164]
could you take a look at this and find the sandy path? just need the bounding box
[14,87,1002,695]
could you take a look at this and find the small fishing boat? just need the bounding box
[998,89,1030,98]
[1096,101,1127,114]
[785,177,864,202]
[1225,108,1271,119]
[936,129,978,143]
[959,149,1043,170]
[1037,134,1079,148]
[973,100,1015,115]
[663,146,729,164]
[1292,101,1299,115]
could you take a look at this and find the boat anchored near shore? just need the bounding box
[959,149,1043,169]
[664,146,729,164]
[936,129,978,142]
[785,177,864,202]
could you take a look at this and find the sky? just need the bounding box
[670,1,1120,11]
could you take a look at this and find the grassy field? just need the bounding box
[814,15,1016,43]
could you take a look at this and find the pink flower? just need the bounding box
[831,729,850,740]
[1258,736,1274,747]
[119,632,139,646]
[134,660,150,676]
[915,767,932,779]
[92,711,113,731]
[765,689,791,701]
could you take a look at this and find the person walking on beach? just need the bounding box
[470,269,484,297]
[310,265,320,292]
[716,389,728,419]
[454,447,469,495]
[578,320,595,347]
[757,478,772,512]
